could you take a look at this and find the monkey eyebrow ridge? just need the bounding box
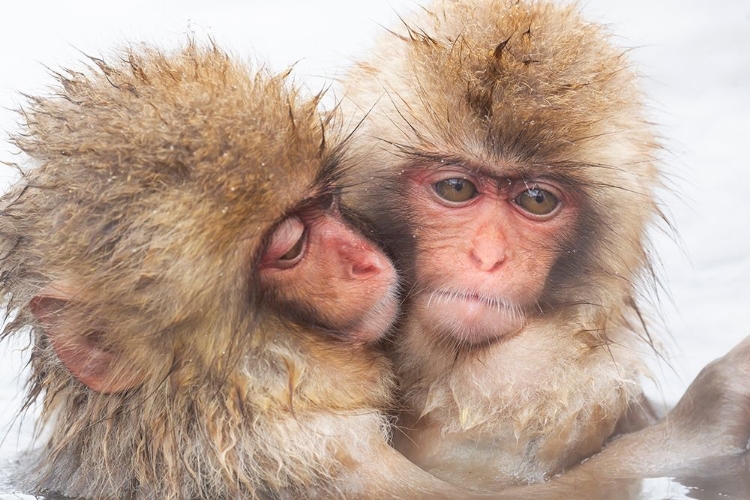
[402,149,545,186]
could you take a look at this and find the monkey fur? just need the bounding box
[341,0,663,485]
[0,42,400,500]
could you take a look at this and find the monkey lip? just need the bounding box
[431,290,510,311]
[422,290,525,344]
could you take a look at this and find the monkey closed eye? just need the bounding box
[262,215,307,267]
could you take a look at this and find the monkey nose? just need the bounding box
[469,239,506,273]
[344,244,392,279]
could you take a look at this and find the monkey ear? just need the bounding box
[29,285,144,394]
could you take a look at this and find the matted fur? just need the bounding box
[341,0,662,484]
[0,43,393,499]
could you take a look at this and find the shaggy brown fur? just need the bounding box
[0,42,405,500]
[341,0,662,486]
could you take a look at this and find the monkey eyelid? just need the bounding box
[421,168,492,192]
[260,216,307,269]
[508,179,564,200]
[414,155,519,187]
[404,150,581,192]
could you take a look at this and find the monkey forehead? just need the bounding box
[14,43,335,237]
[345,0,658,189]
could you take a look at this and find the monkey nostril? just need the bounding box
[352,263,377,277]
[339,240,393,279]
[349,250,387,278]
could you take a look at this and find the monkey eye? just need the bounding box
[514,188,560,216]
[434,178,478,203]
[264,216,306,266]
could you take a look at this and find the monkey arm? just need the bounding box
[338,441,645,500]
[423,337,750,498]
[555,335,750,480]
[612,393,660,435]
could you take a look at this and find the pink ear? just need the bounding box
[29,286,144,394]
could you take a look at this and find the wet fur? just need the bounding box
[0,43,395,499]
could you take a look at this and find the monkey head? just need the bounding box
[342,0,660,348]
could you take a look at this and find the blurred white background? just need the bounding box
[0,0,748,491]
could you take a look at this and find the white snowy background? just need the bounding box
[0,1,748,498]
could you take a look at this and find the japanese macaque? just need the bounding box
[340,0,750,489]
[0,42,493,500]
[2,28,747,500]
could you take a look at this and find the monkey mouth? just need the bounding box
[430,290,515,310]
[421,289,526,345]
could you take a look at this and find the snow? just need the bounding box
[0,0,748,497]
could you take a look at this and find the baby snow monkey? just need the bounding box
[342,0,750,489]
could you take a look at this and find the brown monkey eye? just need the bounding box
[434,178,478,203]
[264,216,306,266]
[514,188,559,216]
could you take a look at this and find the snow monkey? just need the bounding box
[0,42,503,500]
[341,0,750,489]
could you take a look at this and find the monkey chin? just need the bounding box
[417,290,526,346]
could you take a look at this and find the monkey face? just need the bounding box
[259,200,398,344]
[403,161,578,346]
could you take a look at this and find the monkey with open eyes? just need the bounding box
[341,0,750,489]
[0,41,514,500]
